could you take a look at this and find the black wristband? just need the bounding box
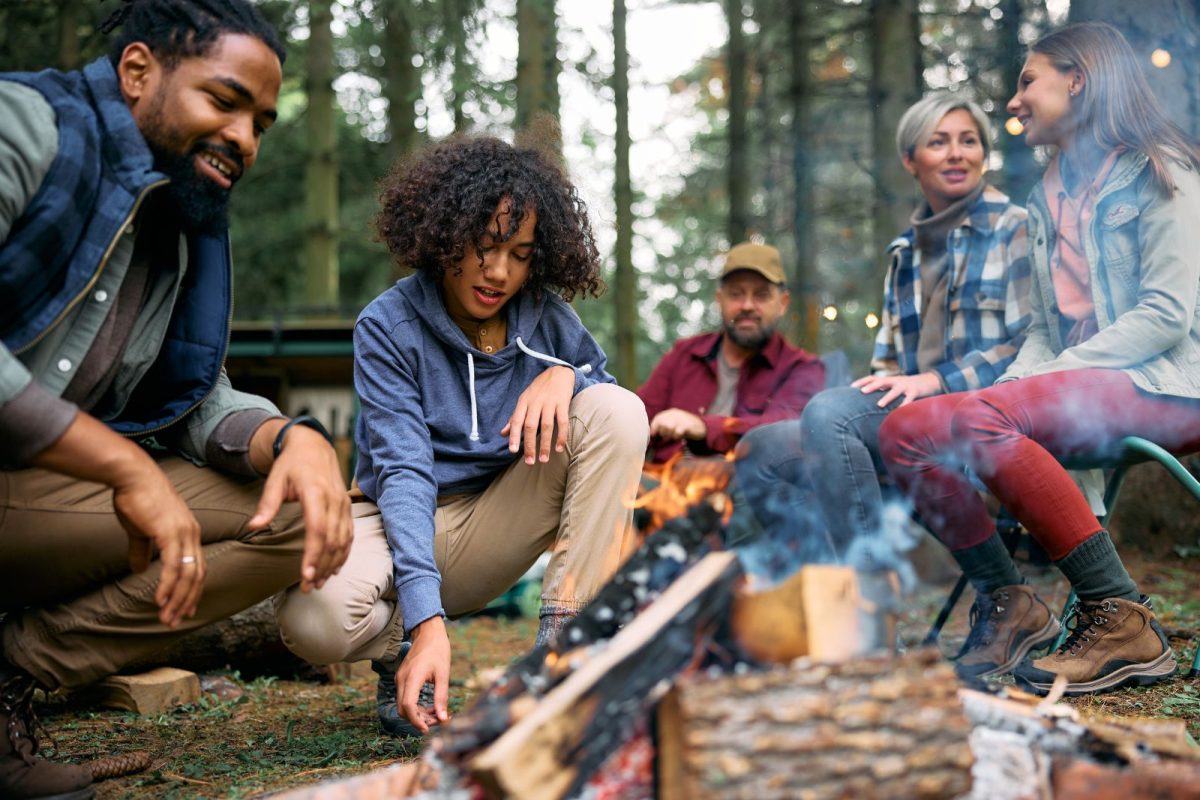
[272,415,334,459]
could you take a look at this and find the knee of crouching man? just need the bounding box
[274,589,356,665]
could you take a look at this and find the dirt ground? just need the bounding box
[39,550,1200,799]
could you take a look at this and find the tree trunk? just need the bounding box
[305,0,339,310]
[1069,0,1200,138]
[612,0,636,387]
[726,0,750,245]
[869,0,921,264]
[790,0,820,351]
[996,0,1041,205]
[56,0,81,71]
[444,0,470,133]
[515,0,561,152]
[383,0,419,161]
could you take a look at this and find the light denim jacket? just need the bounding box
[1001,150,1200,398]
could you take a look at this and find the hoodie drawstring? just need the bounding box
[466,352,480,442]
[464,339,591,446]
[515,337,593,375]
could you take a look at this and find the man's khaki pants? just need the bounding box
[0,458,306,690]
[275,383,648,664]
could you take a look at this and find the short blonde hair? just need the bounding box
[895,91,992,162]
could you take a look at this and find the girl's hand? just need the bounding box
[501,366,576,464]
[851,372,942,407]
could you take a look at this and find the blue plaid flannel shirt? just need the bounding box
[870,184,1032,393]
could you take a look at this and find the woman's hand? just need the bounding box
[502,365,576,464]
[851,372,942,408]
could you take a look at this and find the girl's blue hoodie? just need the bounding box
[353,270,615,632]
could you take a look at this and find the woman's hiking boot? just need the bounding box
[371,643,433,738]
[0,673,94,800]
[954,584,1060,681]
[1014,596,1176,695]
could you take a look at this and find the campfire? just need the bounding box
[278,460,1200,800]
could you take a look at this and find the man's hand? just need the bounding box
[31,412,205,627]
[649,408,706,441]
[851,372,942,408]
[395,616,452,734]
[248,420,352,593]
[501,365,575,465]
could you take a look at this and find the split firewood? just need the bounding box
[731,564,898,663]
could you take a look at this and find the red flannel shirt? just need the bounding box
[637,331,825,463]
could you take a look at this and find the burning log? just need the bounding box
[438,497,729,757]
[463,551,742,799]
[656,648,973,800]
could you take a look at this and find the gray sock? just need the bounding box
[1054,530,1139,602]
[535,606,575,647]
[951,533,1024,595]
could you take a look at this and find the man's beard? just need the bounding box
[142,103,239,235]
[723,316,776,351]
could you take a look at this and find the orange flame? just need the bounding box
[630,451,737,534]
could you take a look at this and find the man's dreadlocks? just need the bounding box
[102,0,286,69]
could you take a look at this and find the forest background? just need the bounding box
[1,0,1198,386]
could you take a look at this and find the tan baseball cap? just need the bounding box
[720,242,786,285]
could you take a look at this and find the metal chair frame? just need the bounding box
[924,436,1200,678]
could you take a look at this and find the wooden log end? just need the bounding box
[85,667,201,715]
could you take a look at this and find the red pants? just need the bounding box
[879,369,1200,559]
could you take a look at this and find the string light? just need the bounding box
[865,312,880,329]
[1005,117,1024,136]
[1151,49,1171,69]
[822,305,838,321]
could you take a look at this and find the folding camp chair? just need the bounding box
[925,436,1200,678]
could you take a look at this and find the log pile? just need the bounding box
[960,687,1200,800]
[658,648,973,800]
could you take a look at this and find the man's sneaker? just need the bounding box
[371,643,434,738]
[1015,596,1177,695]
[954,584,1060,681]
[0,673,94,800]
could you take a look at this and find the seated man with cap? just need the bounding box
[637,242,824,466]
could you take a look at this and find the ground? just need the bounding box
[40,551,1200,799]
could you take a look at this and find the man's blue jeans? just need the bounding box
[734,386,903,561]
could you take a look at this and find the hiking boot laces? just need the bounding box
[956,589,1009,659]
[0,677,53,768]
[1055,599,1116,656]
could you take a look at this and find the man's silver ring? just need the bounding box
[180,555,197,565]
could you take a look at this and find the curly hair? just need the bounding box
[103,0,286,70]
[376,136,604,303]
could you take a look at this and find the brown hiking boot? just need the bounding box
[0,674,94,800]
[954,584,1060,681]
[1015,596,1177,695]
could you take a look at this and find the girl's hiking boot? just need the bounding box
[1014,596,1177,695]
[954,584,1060,681]
[371,643,434,738]
[0,672,94,800]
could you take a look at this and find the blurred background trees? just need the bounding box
[2,0,1197,381]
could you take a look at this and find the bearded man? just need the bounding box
[0,2,351,797]
[637,242,824,464]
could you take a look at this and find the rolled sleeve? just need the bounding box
[177,369,282,467]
